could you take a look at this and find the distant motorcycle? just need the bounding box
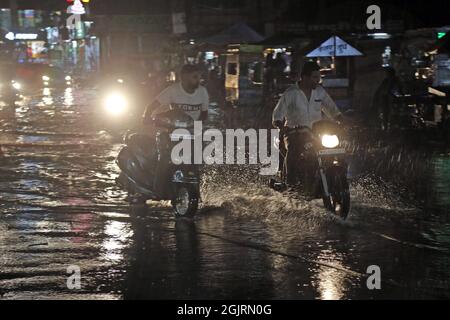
[116,109,201,218]
[1,80,22,105]
[270,120,351,219]
[97,76,153,135]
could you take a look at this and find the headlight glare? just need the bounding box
[12,81,22,90]
[321,134,339,148]
[103,93,128,116]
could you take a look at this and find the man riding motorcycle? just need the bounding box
[272,61,344,187]
[141,64,209,198]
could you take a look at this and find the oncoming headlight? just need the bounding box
[103,93,128,116]
[12,81,22,90]
[321,134,339,148]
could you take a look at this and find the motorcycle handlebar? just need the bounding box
[144,117,173,129]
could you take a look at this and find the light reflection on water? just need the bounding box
[64,88,74,106]
[101,220,133,262]
[315,264,347,300]
[314,249,350,300]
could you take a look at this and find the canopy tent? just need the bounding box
[199,23,265,46]
[306,36,363,57]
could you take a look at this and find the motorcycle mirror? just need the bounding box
[123,130,132,144]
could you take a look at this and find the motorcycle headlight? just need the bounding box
[103,93,128,116]
[321,134,339,148]
[12,81,21,90]
[42,75,50,81]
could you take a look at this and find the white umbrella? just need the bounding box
[306,36,363,57]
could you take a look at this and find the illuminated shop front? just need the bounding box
[63,0,100,73]
[0,1,99,73]
[0,8,51,63]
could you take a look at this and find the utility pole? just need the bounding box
[170,0,187,35]
[9,0,19,30]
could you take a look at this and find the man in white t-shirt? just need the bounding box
[141,64,209,197]
[143,64,209,123]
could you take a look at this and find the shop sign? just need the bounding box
[5,32,39,40]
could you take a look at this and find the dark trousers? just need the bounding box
[283,131,306,185]
[154,133,171,197]
[283,130,319,193]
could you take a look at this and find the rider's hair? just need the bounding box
[301,61,320,77]
[180,64,201,76]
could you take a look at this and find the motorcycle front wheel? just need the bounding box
[323,174,351,219]
[172,185,199,218]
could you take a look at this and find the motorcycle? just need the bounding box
[116,108,201,218]
[97,76,148,134]
[1,80,22,105]
[270,119,351,219]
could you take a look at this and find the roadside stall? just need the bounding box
[431,32,450,89]
[224,43,265,108]
[261,37,313,96]
[395,29,450,130]
[197,23,265,110]
[429,31,450,136]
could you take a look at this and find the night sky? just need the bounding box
[0,0,447,28]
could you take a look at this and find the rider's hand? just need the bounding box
[280,126,288,136]
[336,114,353,129]
[335,114,345,126]
[273,120,284,129]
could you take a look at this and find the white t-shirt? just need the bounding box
[272,84,341,129]
[152,83,209,121]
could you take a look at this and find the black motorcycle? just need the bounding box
[116,109,201,218]
[1,80,22,106]
[270,120,351,219]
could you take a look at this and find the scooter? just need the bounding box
[1,80,22,106]
[270,119,351,219]
[116,109,201,218]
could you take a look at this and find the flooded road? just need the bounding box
[0,89,449,299]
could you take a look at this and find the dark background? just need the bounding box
[0,0,447,28]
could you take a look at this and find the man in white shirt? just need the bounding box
[143,64,209,123]
[272,61,344,186]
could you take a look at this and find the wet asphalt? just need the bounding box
[0,88,449,300]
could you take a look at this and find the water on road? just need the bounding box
[0,88,449,299]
